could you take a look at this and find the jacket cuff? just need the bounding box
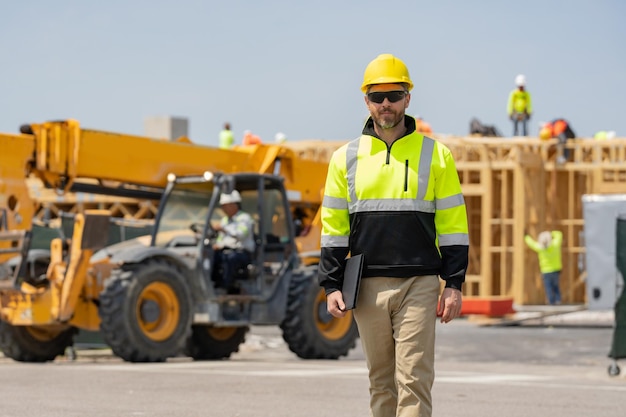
[324,286,341,296]
[444,278,463,291]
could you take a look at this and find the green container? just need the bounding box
[609,215,626,359]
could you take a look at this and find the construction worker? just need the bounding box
[212,190,255,292]
[524,230,563,305]
[507,74,533,136]
[319,53,469,417]
[242,130,262,145]
[274,132,287,144]
[218,122,235,149]
[539,119,576,163]
[593,130,616,140]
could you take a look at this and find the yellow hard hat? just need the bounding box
[361,54,414,93]
[539,127,552,140]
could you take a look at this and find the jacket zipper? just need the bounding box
[404,159,408,192]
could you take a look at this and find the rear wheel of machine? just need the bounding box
[280,268,359,359]
[0,321,75,362]
[98,259,192,362]
[184,325,248,360]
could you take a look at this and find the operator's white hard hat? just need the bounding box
[220,190,242,205]
[275,132,287,143]
[515,74,526,87]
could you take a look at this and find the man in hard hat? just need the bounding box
[319,53,469,417]
[539,118,576,163]
[274,132,287,144]
[218,122,235,149]
[212,190,256,292]
[507,74,533,136]
[594,130,616,141]
[524,230,563,305]
[242,130,262,145]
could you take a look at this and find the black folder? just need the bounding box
[341,254,364,310]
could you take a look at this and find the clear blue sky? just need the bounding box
[2,0,624,146]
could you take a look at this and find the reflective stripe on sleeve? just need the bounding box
[346,139,359,207]
[322,195,348,209]
[438,233,470,246]
[321,234,350,247]
[436,193,465,210]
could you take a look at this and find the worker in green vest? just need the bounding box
[218,122,234,149]
[507,74,533,136]
[525,230,563,305]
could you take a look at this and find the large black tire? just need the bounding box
[0,321,75,362]
[184,325,248,360]
[98,259,192,362]
[280,267,359,359]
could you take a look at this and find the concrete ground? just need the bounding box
[0,305,624,417]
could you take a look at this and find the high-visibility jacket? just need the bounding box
[243,132,262,145]
[507,88,533,115]
[219,129,235,149]
[524,231,563,273]
[546,119,575,138]
[318,116,469,294]
[216,210,256,253]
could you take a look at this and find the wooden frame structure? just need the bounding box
[445,137,626,304]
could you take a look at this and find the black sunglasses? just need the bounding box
[367,90,407,104]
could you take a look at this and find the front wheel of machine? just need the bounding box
[0,321,76,362]
[280,268,359,359]
[98,260,192,362]
[184,325,249,360]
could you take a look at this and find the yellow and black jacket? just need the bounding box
[318,116,469,294]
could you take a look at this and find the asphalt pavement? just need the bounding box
[0,306,624,417]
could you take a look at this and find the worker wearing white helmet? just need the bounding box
[212,190,255,292]
[507,74,533,136]
[274,132,287,143]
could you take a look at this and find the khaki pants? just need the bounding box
[353,275,439,417]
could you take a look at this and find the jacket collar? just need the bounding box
[362,115,417,140]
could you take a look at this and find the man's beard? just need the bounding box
[373,109,404,129]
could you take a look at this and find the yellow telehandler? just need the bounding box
[0,120,356,362]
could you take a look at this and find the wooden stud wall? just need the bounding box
[443,137,626,305]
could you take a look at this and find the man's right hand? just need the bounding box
[326,291,347,318]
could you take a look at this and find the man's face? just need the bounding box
[221,203,238,217]
[365,83,410,130]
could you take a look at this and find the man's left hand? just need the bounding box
[437,287,462,323]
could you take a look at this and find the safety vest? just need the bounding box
[319,117,469,293]
[216,211,256,253]
[524,231,563,273]
[507,89,532,114]
[219,129,234,149]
